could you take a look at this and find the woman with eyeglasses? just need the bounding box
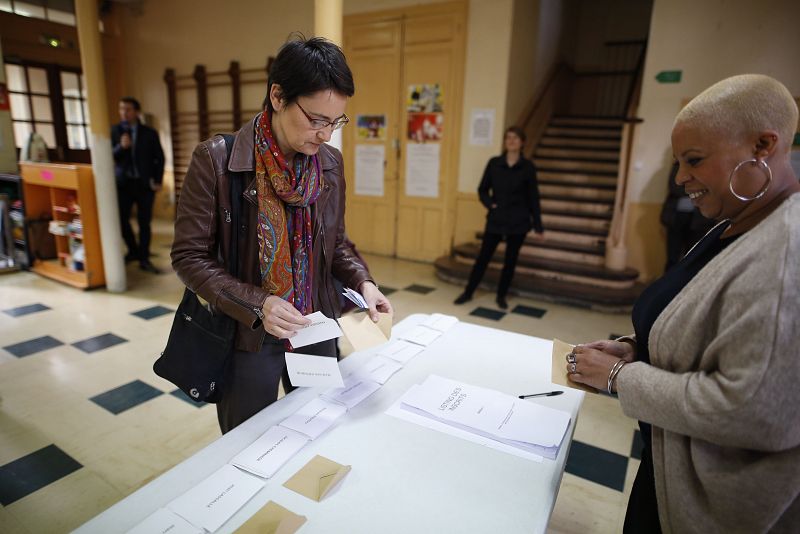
[172,36,393,433]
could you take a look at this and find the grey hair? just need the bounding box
[675,74,798,149]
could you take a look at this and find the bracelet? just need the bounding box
[607,360,626,394]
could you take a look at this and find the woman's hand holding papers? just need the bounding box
[360,281,394,322]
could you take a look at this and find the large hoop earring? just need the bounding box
[728,158,771,202]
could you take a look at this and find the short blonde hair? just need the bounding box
[675,74,798,149]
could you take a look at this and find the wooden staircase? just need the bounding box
[435,115,644,311]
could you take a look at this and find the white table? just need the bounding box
[75,314,584,534]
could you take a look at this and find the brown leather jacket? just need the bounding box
[172,115,372,352]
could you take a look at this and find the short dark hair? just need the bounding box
[120,96,141,111]
[263,35,355,111]
[505,126,526,143]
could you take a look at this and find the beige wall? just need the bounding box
[624,0,800,280]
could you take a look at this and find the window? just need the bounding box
[5,61,90,162]
[1,0,77,27]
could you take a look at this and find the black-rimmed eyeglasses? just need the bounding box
[296,102,349,131]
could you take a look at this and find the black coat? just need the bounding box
[478,155,543,235]
[111,121,165,184]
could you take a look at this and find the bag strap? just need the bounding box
[220,133,243,280]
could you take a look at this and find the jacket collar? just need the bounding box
[228,113,339,173]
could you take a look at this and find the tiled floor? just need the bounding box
[0,219,639,533]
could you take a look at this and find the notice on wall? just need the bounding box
[405,142,440,198]
[469,108,495,146]
[355,144,385,197]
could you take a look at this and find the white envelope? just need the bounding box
[377,339,425,363]
[290,311,343,349]
[398,325,442,347]
[322,374,382,409]
[279,397,348,440]
[125,508,202,534]
[167,464,265,533]
[285,352,345,388]
[230,426,310,479]
[351,355,402,384]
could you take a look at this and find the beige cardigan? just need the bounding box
[616,193,800,533]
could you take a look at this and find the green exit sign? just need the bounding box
[656,70,682,83]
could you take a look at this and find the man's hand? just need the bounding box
[150,179,163,192]
[360,281,393,322]
[261,296,310,339]
[120,132,132,149]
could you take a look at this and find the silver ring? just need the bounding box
[567,352,576,364]
[569,362,577,374]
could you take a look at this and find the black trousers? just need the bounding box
[216,337,337,434]
[623,442,662,533]
[464,232,526,299]
[117,179,155,261]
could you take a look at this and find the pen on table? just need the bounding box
[518,391,563,399]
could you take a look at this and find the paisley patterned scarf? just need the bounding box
[254,110,322,314]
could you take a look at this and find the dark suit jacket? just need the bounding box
[111,121,165,184]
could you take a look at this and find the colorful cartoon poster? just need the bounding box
[407,84,443,113]
[356,114,386,140]
[407,113,443,142]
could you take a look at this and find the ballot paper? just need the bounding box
[321,373,382,409]
[397,375,571,460]
[398,324,442,347]
[230,426,310,479]
[342,287,368,309]
[350,354,402,384]
[167,464,266,533]
[289,311,343,349]
[422,313,459,332]
[285,352,345,388]
[279,397,348,440]
[125,508,202,534]
[376,339,425,363]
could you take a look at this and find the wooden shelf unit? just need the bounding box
[19,162,105,289]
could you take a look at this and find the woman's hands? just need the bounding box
[360,281,394,322]
[261,296,310,339]
[567,340,636,393]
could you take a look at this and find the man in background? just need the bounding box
[112,96,164,274]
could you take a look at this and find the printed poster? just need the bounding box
[469,108,495,146]
[407,113,443,142]
[407,84,443,112]
[355,144,385,197]
[356,114,386,140]
[405,142,440,198]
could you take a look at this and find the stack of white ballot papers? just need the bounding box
[390,375,571,460]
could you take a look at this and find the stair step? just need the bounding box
[544,222,609,238]
[550,116,626,128]
[475,233,605,255]
[538,171,618,187]
[435,256,644,311]
[542,199,613,215]
[541,194,614,206]
[535,159,619,174]
[542,213,611,230]
[542,208,613,221]
[545,127,621,139]
[539,184,617,201]
[540,137,621,149]
[535,147,620,161]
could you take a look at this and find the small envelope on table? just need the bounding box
[234,501,307,534]
[283,455,351,502]
[552,338,598,393]
[338,312,393,352]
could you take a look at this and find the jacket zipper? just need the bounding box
[221,288,264,321]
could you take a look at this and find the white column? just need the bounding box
[75,0,126,292]
[315,0,344,151]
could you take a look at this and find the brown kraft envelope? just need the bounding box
[552,338,598,393]
[338,312,393,352]
[234,501,307,534]
[283,455,351,502]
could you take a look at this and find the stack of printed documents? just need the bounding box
[393,375,571,460]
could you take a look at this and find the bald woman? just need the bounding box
[567,75,800,532]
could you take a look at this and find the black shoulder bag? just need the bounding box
[154,134,242,403]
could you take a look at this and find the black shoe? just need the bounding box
[124,252,139,263]
[139,261,161,274]
[496,296,508,309]
[454,293,472,305]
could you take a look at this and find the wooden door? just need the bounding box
[343,3,466,261]
[342,20,402,256]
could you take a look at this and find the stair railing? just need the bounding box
[605,41,648,271]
